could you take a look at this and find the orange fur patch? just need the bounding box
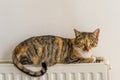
[85,35,92,50]
[55,37,63,63]
[17,45,28,54]
[55,37,63,50]
[33,56,39,65]
[38,47,43,54]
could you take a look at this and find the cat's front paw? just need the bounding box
[91,56,96,63]
[96,57,105,63]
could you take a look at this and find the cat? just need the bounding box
[12,28,104,77]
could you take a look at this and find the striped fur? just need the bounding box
[12,28,103,77]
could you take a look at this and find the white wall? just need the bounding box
[0,0,119,80]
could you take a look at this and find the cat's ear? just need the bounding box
[93,28,100,38]
[74,29,81,37]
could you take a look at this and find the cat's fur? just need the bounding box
[12,28,103,77]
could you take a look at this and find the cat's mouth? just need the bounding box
[83,46,91,52]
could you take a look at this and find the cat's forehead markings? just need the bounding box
[85,35,90,42]
[81,32,89,37]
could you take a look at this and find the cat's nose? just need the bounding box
[84,46,90,51]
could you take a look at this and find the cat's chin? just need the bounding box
[74,47,93,58]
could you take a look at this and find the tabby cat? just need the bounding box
[12,28,103,77]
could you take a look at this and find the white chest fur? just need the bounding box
[74,47,93,58]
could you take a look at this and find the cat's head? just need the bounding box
[74,28,100,51]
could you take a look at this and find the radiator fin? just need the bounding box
[0,63,109,80]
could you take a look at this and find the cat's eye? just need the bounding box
[90,43,94,46]
[90,42,97,47]
[90,39,94,42]
[80,40,84,43]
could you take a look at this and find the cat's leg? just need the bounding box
[65,56,96,63]
[90,55,105,63]
[19,55,33,65]
[66,54,103,63]
[79,56,96,63]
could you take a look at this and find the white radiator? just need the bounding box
[0,63,110,80]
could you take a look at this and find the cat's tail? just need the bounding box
[12,54,47,77]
